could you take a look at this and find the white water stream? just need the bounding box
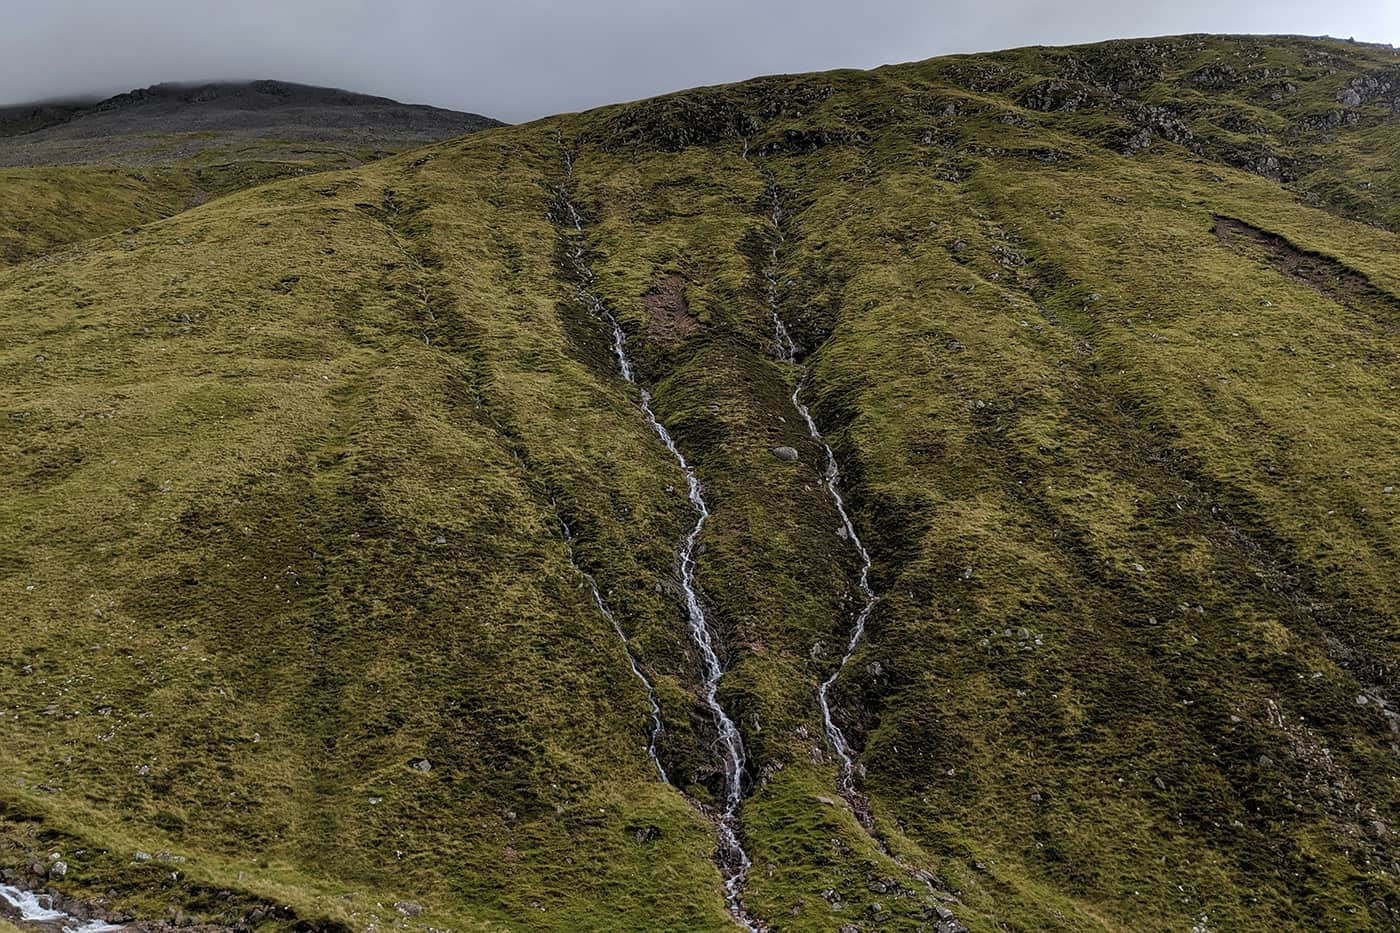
[558,512,667,781]
[557,141,756,929]
[0,884,123,933]
[762,169,878,811]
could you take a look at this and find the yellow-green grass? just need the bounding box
[2,33,1398,931]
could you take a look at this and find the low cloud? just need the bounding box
[4,0,1396,122]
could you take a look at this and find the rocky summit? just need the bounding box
[1,33,1399,932]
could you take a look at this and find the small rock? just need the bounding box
[410,758,433,772]
[394,901,423,917]
[134,851,152,862]
[49,861,68,880]
[772,446,799,462]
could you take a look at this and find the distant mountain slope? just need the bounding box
[0,80,501,165]
[0,81,501,265]
[1,34,1399,933]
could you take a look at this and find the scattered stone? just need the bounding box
[133,851,152,862]
[49,861,67,880]
[410,758,433,772]
[772,446,800,462]
[394,901,423,917]
[1121,128,1154,155]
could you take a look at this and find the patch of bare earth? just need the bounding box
[642,275,698,343]
[1213,215,1400,332]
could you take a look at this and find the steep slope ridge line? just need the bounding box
[558,511,668,781]
[554,136,758,931]
[758,165,878,823]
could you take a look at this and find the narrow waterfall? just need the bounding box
[556,139,757,929]
[761,167,878,815]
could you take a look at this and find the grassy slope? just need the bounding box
[1,33,1399,931]
[0,133,497,268]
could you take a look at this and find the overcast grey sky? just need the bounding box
[3,1,1398,122]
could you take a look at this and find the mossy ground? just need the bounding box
[0,139,460,268]
[2,33,1399,932]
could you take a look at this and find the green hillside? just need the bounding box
[0,81,500,267]
[2,34,1399,931]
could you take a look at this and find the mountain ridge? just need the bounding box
[0,79,500,142]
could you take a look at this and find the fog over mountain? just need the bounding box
[3,0,1397,121]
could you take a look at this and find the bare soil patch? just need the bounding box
[642,275,698,343]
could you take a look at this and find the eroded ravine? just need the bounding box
[760,167,878,822]
[554,138,758,930]
[756,159,971,931]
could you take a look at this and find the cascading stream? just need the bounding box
[761,167,878,816]
[558,511,667,782]
[0,883,123,933]
[556,139,756,929]
[755,165,969,933]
